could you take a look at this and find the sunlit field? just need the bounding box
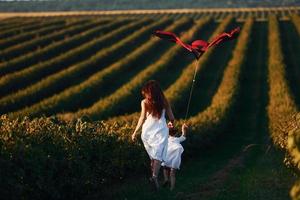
[0,7,300,199]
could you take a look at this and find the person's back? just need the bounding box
[131,80,175,190]
[141,104,169,163]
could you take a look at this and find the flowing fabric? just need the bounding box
[162,135,186,169]
[141,109,168,162]
[153,27,240,59]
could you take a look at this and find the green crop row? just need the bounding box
[0,19,126,77]
[0,19,38,35]
[0,17,22,27]
[0,19,145,97]
[7,18,190,117]
[0,20,74,53]
[0,19,66,41]
[267,15,300,200]
[0,19,94,61]
[291,14,300,35]
[267,15,298,150]
[288,14,300,176]
[72,17,215,120]
[6,18,170,117]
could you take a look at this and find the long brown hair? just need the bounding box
[141,80,168,119]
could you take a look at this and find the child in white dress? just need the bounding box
[132,80,175,190]
[162,123,188,191]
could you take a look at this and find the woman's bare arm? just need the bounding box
[166,101,175,122]
[132,100,147,141]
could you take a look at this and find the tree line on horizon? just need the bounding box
[0,0,299,12]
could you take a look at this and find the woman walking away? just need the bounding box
[162,124,188,191]
[132,80,175,190]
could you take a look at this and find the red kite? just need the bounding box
[153,27,240,59]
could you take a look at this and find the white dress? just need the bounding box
[141,109,168,162]
[162,135,186,169]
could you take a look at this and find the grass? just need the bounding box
[215,149,297,200]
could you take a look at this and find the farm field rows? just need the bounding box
[0,9,300,199]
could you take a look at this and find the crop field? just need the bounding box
[0,7,300,199]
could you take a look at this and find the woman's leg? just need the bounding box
[150,159,154,175]
[152,159,161,189]
[163,167,169,182]
[170,168,176,191]
[152,159,161,177]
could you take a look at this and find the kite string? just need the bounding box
[184,60,199,122]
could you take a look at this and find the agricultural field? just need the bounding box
[0,7,300,199]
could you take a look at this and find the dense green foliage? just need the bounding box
[0,19,115,76]
[0,12,299,199]
[0,115,144,199]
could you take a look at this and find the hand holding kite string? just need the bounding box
[153,26,241,60]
